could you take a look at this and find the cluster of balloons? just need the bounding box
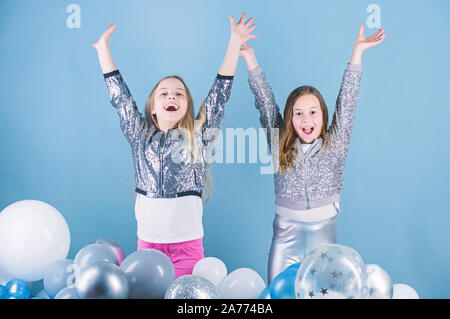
[164,257,266,299]
[258,243,420,299]
[0,200,420,299]
[0,200,176,299]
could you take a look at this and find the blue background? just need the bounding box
[1,0,449,298]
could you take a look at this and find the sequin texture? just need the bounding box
[248,66,362,209]
[104,71,233,198]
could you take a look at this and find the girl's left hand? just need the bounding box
[229,13,259,45]
[353,24,386,53]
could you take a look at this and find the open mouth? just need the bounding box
[302,127,314,135]
[164,104,179,112]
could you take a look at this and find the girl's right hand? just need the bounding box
[239,42,255,60]
[240,42,259,71]
[92,24,118,49]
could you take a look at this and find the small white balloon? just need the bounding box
[193,257,227,289]
[392,283,419,299]
[220,268,266,299]
[0,200,71,281]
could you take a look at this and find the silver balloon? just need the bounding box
[295,244,369,299]
[365,264,393,299]
[89,238,125,265]
[164,275,220,299]
[75,262,129,299]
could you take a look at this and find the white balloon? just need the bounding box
[392,283,419,299]
[220,268,266,299]
[0,266,11,286]
[193,257,227,289]
[0,200,71,281]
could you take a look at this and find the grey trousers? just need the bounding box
[267,213,337,284]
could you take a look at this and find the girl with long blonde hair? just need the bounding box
[92,13,258,278]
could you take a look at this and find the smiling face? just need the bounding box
[151,77,189,130]
[291,94,324,144]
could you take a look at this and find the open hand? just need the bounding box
[229,13,258,45]
[92,24,118,49]
[353,24,386,53]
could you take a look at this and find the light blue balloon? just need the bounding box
[285,262,301,273]
[120,249,175,299]
[74,244,119,270]
[0,285,8,299]
[270,270,297,299]
[6,279,30,299]
[43,259,74,298]
[259,285,271,299]
[54,286,80,299]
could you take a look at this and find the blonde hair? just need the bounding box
[144,76,212,200]
[279,86,329,174]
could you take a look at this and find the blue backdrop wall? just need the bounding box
[1,0,449,298]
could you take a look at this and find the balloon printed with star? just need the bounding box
[295,244,369,299]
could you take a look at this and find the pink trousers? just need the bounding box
[137,237,205,279]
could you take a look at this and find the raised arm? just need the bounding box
[92,24,118,74]
[241,42,282,151]
[92,25,150,145]
[200,13,258,137]
[329,25,386,148]
[218,13,258,76]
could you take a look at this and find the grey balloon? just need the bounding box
[74,244,119,270]
[54,287,80,299]
[120,249,175,299]
[89,238,125,265]
[75,262,129,299]
[164,275,220,299]
[365,264,393,299]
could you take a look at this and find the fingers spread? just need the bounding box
[238,13,247,24]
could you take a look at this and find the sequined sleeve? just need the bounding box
[328,64,362,150]
[104,70,151,145]
[248,66,283,151]
[200,74,233,144]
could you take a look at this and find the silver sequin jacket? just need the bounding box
[104,70,233,199]
[248,65,362,210]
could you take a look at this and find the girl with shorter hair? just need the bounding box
[240,24,385,283]
[92,13,258,278]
